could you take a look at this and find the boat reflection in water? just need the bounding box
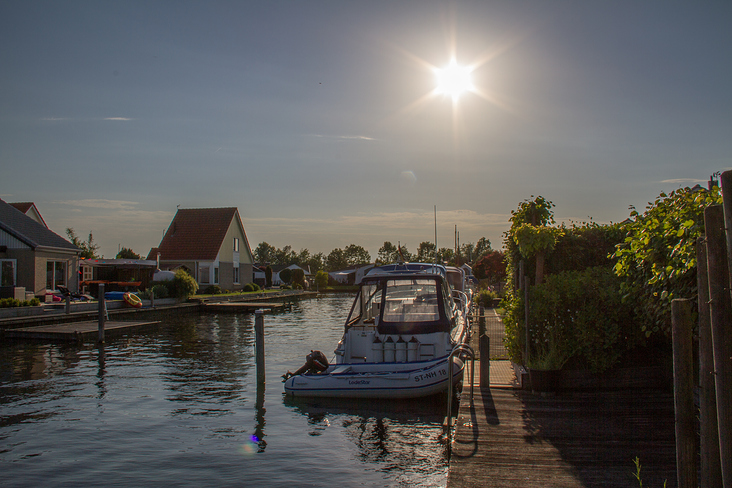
[283,394,452,482]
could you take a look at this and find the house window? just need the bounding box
[82,265,93,282]
[1,260,16,287]
[214,267,219,284]
[199,266,210,284]
[233,237,240,252]
[233,266,240,284]
[46,260,66,290]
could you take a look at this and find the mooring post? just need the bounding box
[150,289,155,309]
[672,299,698,488]
[704,204,732,488]
[480,334,490,389]
[255,309,265,384]
[98,284,106,344]
[697,237,723,488]
[65,294,71,314]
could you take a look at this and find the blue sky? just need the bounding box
[2,1,730,259]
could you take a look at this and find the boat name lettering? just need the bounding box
[414,368,447,383]
[348,380,370,385]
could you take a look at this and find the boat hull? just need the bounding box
[284,356,464,399]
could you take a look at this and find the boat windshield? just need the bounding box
[345,281,383,327]
[382,278,440,323]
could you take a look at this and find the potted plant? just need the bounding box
[526,323,574,392]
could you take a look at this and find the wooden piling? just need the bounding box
[672,299,698,488]
[720,170,732,281]
[704,204,732,488]
[480,334,490,389]
[98,284,105,343]
[255,309,265,384]
[697,237,723,488]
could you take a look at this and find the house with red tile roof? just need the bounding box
[147,207,254,291]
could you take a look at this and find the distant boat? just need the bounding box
[283,263,471,398]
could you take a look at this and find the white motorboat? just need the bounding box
[283,263,471,398]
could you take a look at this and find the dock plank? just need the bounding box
[4,320,160,342]
[448,361,677,488]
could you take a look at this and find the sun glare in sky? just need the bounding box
[434,59,474,101]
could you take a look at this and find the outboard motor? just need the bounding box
[282,350,329,381]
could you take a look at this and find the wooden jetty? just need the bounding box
[202,302,284,312]
[4,320,160,342]
[447,361,677,488]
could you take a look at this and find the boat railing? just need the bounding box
[446,342,475,450]
[452,289,469,313]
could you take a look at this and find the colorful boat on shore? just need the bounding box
[283,263,471,398]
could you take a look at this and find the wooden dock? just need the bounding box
[202,302,284,312]
[447,362,677,488]
[4,320,160,342]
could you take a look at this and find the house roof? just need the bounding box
[10,202,48,228]
[0,199,79,253]
[152,207,241,261]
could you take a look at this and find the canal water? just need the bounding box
[0,294,450,487]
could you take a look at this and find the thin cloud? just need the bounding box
[309,134,376,141]
[56,199,139,210]
[103,117,133,121]
[660,178,705,184]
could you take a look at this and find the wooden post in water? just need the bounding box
[480,334,490,389]
[697,237,723,488]
[672,299,698,488]
[705,204,732,488]
[255,309,265,384]
[98,284,106,344]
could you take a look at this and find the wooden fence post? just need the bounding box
[704,204,732,488]
[672,299,698,488]
[480,334,490,389]
[720,170,732,280]
[697,238,723,488]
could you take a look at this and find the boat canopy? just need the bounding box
[346,273,454,335]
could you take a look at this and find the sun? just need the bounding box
[434,59,474,101]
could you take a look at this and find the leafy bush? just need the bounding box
[613,186,722,338]
[528,267,639,372]
[475,289,498,308]
[141,281,174,299]
[171,269,198,299]
[314,270,329,289]
[1,297,41,308]
[201,285,222,295]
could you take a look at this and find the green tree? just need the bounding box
[326,248,348,271]
[66,228,100,259]
[265,266,273,288]
[377,241,397,263]
[116,247,141,259]
[254,242,276,263]
[343,244,371,266]
[417,241,436,262]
